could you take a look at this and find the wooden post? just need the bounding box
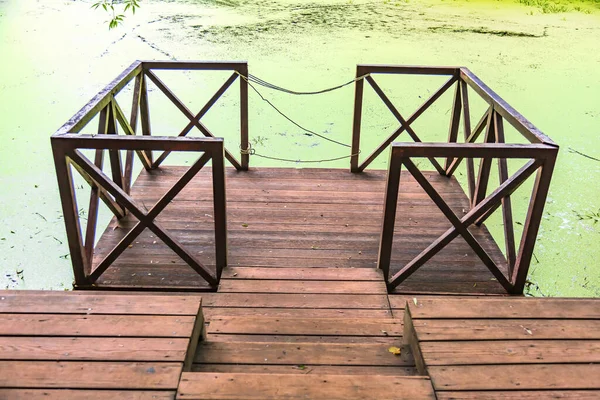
[239,63,249,171]
[473,109,495,209]
[51,141,89,287]
[139,73,153,167]
[351,66,365,173]
[378,147,402,284]
[494,111,517,276]
[511,149,558,293]
[212,141,228,282]
[444,82,462,173]
[460,80,475,203]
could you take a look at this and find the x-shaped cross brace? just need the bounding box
[358,75,458,172]
[69,149,218,287]
[145,70,241,170]
[385,158,541,292]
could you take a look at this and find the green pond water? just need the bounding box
[0,0,598,295]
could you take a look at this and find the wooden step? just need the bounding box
[177,373,436,399]
[206,316,403,337]
[194,341,413,366]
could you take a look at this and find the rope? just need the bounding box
[235,71,370,164]
[245,72,370,96]
[240,142,358,164]
[254,153,358,163]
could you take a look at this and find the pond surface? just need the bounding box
[0,0,598,295]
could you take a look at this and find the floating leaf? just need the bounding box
[388,346,402,356]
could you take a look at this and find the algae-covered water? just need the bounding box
[0,0,598,295]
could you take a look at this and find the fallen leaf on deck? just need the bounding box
[388,346,402,356]
[241,223,249,228]
[412,298,418,306]
[520,325,533,335]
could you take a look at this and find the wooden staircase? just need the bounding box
[175,267,436,399]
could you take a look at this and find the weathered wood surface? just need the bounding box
[207,316,403,336]
[91,167,507,294]
[0,291,205,398]
[190,265,418,394]
[177,373,436,400]
[0,389,175,400]
[403,296,600,398]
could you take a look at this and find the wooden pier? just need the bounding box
[4,60,591,397]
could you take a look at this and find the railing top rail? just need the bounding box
[52,134,224,152]
[54,60,143,136]
[142,60,248,72]
[459,68,556,147]
[391,142,558,159]
[356,64,459,76]
[53,60,249,138]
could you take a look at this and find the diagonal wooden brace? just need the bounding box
[69,150,217,286]
[388,159,541,291]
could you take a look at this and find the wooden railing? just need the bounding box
[353,65,559,294]
[51,60,245,289]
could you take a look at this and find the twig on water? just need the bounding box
[568,147,600,162]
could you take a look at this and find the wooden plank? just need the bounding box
[203,308,392,319]
[194,342,412,366]
[404,306,427,375]
[184,300,206,371]
[207,316,402,336]
[428,364,600,390]
[411,318,600,340]
[0,361,182,389]
[201,293,390,309]
[407,298,600,319]
[206,334,400,344]
[420,340,600,365]
[217,280,386,294]
[0,292,202,315]
[177,373,436,399]
[190,364,418,375]
[0,314,196,337]
[221,267,383,281]
[0,389,175,399]
[0,337,188,361]
[437,391,600,399]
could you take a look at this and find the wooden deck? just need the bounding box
[1,287,598,398]
[92,167,508,294]
[0,291,204,399]
[404,296,600,399]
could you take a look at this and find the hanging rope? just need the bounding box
[235,71,369,163]
[240,142,359,164]
[245,72,370,96]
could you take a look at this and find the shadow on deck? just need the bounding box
[92,167,507,294]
